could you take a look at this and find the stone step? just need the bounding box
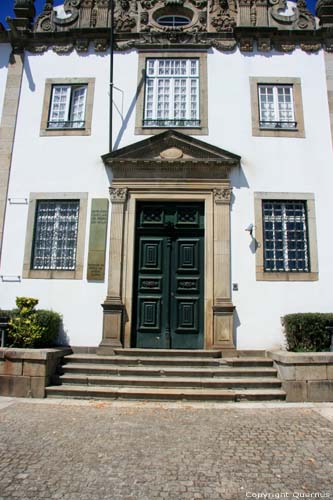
[59,373,282,389]
[113,348,222,358]
[46,384,286,402]
[61,363,278,378]
[65,354,223,367]
[224,357,274,367]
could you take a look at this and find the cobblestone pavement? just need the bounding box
[0,400,333,500]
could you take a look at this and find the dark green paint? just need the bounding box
[132,202,204,349]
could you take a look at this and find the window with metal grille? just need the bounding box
[48,85,87,129]
[263,200,309,272]
[32,200,80,271]
[143,58,200,128]
[258,85,297,129]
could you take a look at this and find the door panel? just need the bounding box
[133,202,204,349]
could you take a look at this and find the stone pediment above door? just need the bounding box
[102,130,240,180]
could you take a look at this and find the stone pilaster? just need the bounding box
[98,187,128,354]
[212,186,235,350]
[0,51,24,264]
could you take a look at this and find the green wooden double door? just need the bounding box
[132,202,204,349]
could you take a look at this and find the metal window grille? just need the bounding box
[32,200,80,271]
[144,58,200,127]
[263,200,309,272]
[48,85,87,129]
[258,85,296,129]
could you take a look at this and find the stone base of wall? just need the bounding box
[268,351,333,402]
[0,348,72,398]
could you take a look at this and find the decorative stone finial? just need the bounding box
[316,0,333,26]
[13,0,36,30]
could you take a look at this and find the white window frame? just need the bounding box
[40,78,95,137]
[258,84,296,130]
[135,52,208,136]
[250,77,305,138]
[48,84,87,130]
[143,58,200,128]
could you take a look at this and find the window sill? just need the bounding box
[253,126,304,138]
[256,271,318,281]
[259,127,298,132]
[40,128,91,137]
[22,268,83,280]
[135,126,208,136]
[47,127,86,131]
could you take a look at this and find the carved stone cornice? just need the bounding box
[109,187,128,203]
[213,187,232,204]
[4,0,333,54]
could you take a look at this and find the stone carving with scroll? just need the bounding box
[5,0,327,54]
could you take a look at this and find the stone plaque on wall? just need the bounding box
[87,198,109,281]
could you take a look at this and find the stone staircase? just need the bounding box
[46,349,286,402]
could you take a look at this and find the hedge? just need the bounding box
[0,299,61,348]
[282,313,333,352]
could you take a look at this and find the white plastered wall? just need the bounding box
[0,45,332,349]
[0,44,11,122]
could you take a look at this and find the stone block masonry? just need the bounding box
[0,348,72,398]
[268,351,333,402]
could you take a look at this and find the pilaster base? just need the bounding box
[212,302,235,350]
[98,299,124,355]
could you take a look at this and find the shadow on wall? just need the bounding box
[58,322,70,347]
[113,67,145,150]
[24,54,35,91]
[233,308,241,349]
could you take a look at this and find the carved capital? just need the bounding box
[28,44,48,53]
[324,38,333,51]
[213,187,232,204]
[300,42,321,53]
[211,39,237,51]
[52,44,74,54]
[239,37,254,51]
[109,187,128,203]
[94,39,108,51]
[76,39,89,52]
[257,37,272,52]
[274,41,296,52]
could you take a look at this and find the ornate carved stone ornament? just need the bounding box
[109,187,128,203]
[209,0,237,32]
[5,0,330,54]
[269,0,315,30]
[213,187,232,204]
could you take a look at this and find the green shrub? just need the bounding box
[282,313,333,352]
[5,297,61,348]
[33,310,61,347]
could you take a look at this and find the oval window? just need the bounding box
[157,15,191,27]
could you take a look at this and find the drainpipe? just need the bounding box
[109,0,114,153]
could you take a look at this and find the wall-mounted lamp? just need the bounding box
[245,223,254,237]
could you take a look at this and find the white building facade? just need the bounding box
[0,0,332,353]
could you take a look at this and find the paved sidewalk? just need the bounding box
[0,398,332,500]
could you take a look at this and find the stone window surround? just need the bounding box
[254,192,318,281]
[250,77,305,138]
[40,78,95,137]
[23,192,88,279]
[135,51,208,136]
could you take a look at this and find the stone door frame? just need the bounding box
[99,178,235,353]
